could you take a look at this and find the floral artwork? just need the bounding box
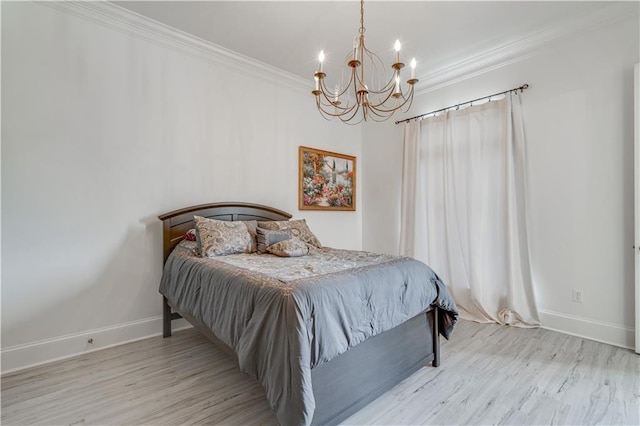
[299,146,356,211]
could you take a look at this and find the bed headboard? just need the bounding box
[158,202,292,262]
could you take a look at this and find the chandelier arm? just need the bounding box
[317,98,355,121]
[369,93,413,115]
[367,112,394,123]
[367,92,415,120]
[315,97,334,122]
[401,91,415,113]
[318,79,351,112]
[363,105,395,120]
[354,50,366,91]
[336,83,353,103]
[366,69,399,95]
[317,99,359,116]
[399,86,416,112]
[370,83,416,112]
[316,66,363,116]
[325,61,356,106]
[324,93,362,124]
[317,91,360,116]
[362,46,392,93]
[317,89,360,117]
[367,87,397,109]
[335,70,359,108]
[339,103,364,125]
[367,84,395,96]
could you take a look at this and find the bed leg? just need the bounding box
[431,307,440,367]
[163,296,172,338]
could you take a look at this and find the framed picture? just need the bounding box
[299,146,356,211]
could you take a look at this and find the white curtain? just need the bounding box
[400,93,540,326]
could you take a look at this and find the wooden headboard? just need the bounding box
[158,202,292,262]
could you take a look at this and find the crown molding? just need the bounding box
[37,1,311,92]
[35,1,637,98]
[415,2,639,96]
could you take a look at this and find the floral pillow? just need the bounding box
[266,237,309,257]
[194,215,252,257]
[256,227,292,254]
[257,219,322,248]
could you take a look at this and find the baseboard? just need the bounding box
[538,309,635,350]
[1,316,192,375]
[3,310,633,375]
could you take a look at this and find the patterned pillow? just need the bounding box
[256,227,292,254]
[194,215,252,257]
[243,220,258,253]
[257,219,322,248]
[266,237,309,257]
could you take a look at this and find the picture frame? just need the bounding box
[299,146,356,211]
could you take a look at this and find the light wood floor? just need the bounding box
[2,320,639,425]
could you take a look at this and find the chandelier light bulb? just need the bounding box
[318,50,325,73]
[410,58,416,79]
[352,36,359,60]
[394,40,401,63]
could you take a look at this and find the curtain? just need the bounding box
[400,93,540,326]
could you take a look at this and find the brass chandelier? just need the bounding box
[312,0,418,124]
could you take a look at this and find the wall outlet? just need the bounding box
[572,289,583,303]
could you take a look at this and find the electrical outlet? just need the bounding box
[572,289,583,303]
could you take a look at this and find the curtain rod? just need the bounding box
[395,83,529,125]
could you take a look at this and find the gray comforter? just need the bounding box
[159,242,458,426]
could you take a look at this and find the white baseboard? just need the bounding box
[538,309,635,350]
[1,316,192,375]
[3,310,634,375]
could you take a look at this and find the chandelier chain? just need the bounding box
[359,0,365,34]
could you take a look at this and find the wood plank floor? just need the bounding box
[2,320,639,425]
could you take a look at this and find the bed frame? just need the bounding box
[158,202,440,426]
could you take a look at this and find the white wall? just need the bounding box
[363,13,639,348]
[3,1,636,374]
[361,121,403,254]
[1,2,361,372]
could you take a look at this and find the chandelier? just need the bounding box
[311,0,418,124]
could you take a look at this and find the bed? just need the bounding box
[158,202,458,426]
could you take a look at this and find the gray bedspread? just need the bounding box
[159,241,458,426]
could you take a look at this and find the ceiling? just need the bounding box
[112,1,633,85]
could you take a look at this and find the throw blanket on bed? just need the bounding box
[160,242,458,426]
